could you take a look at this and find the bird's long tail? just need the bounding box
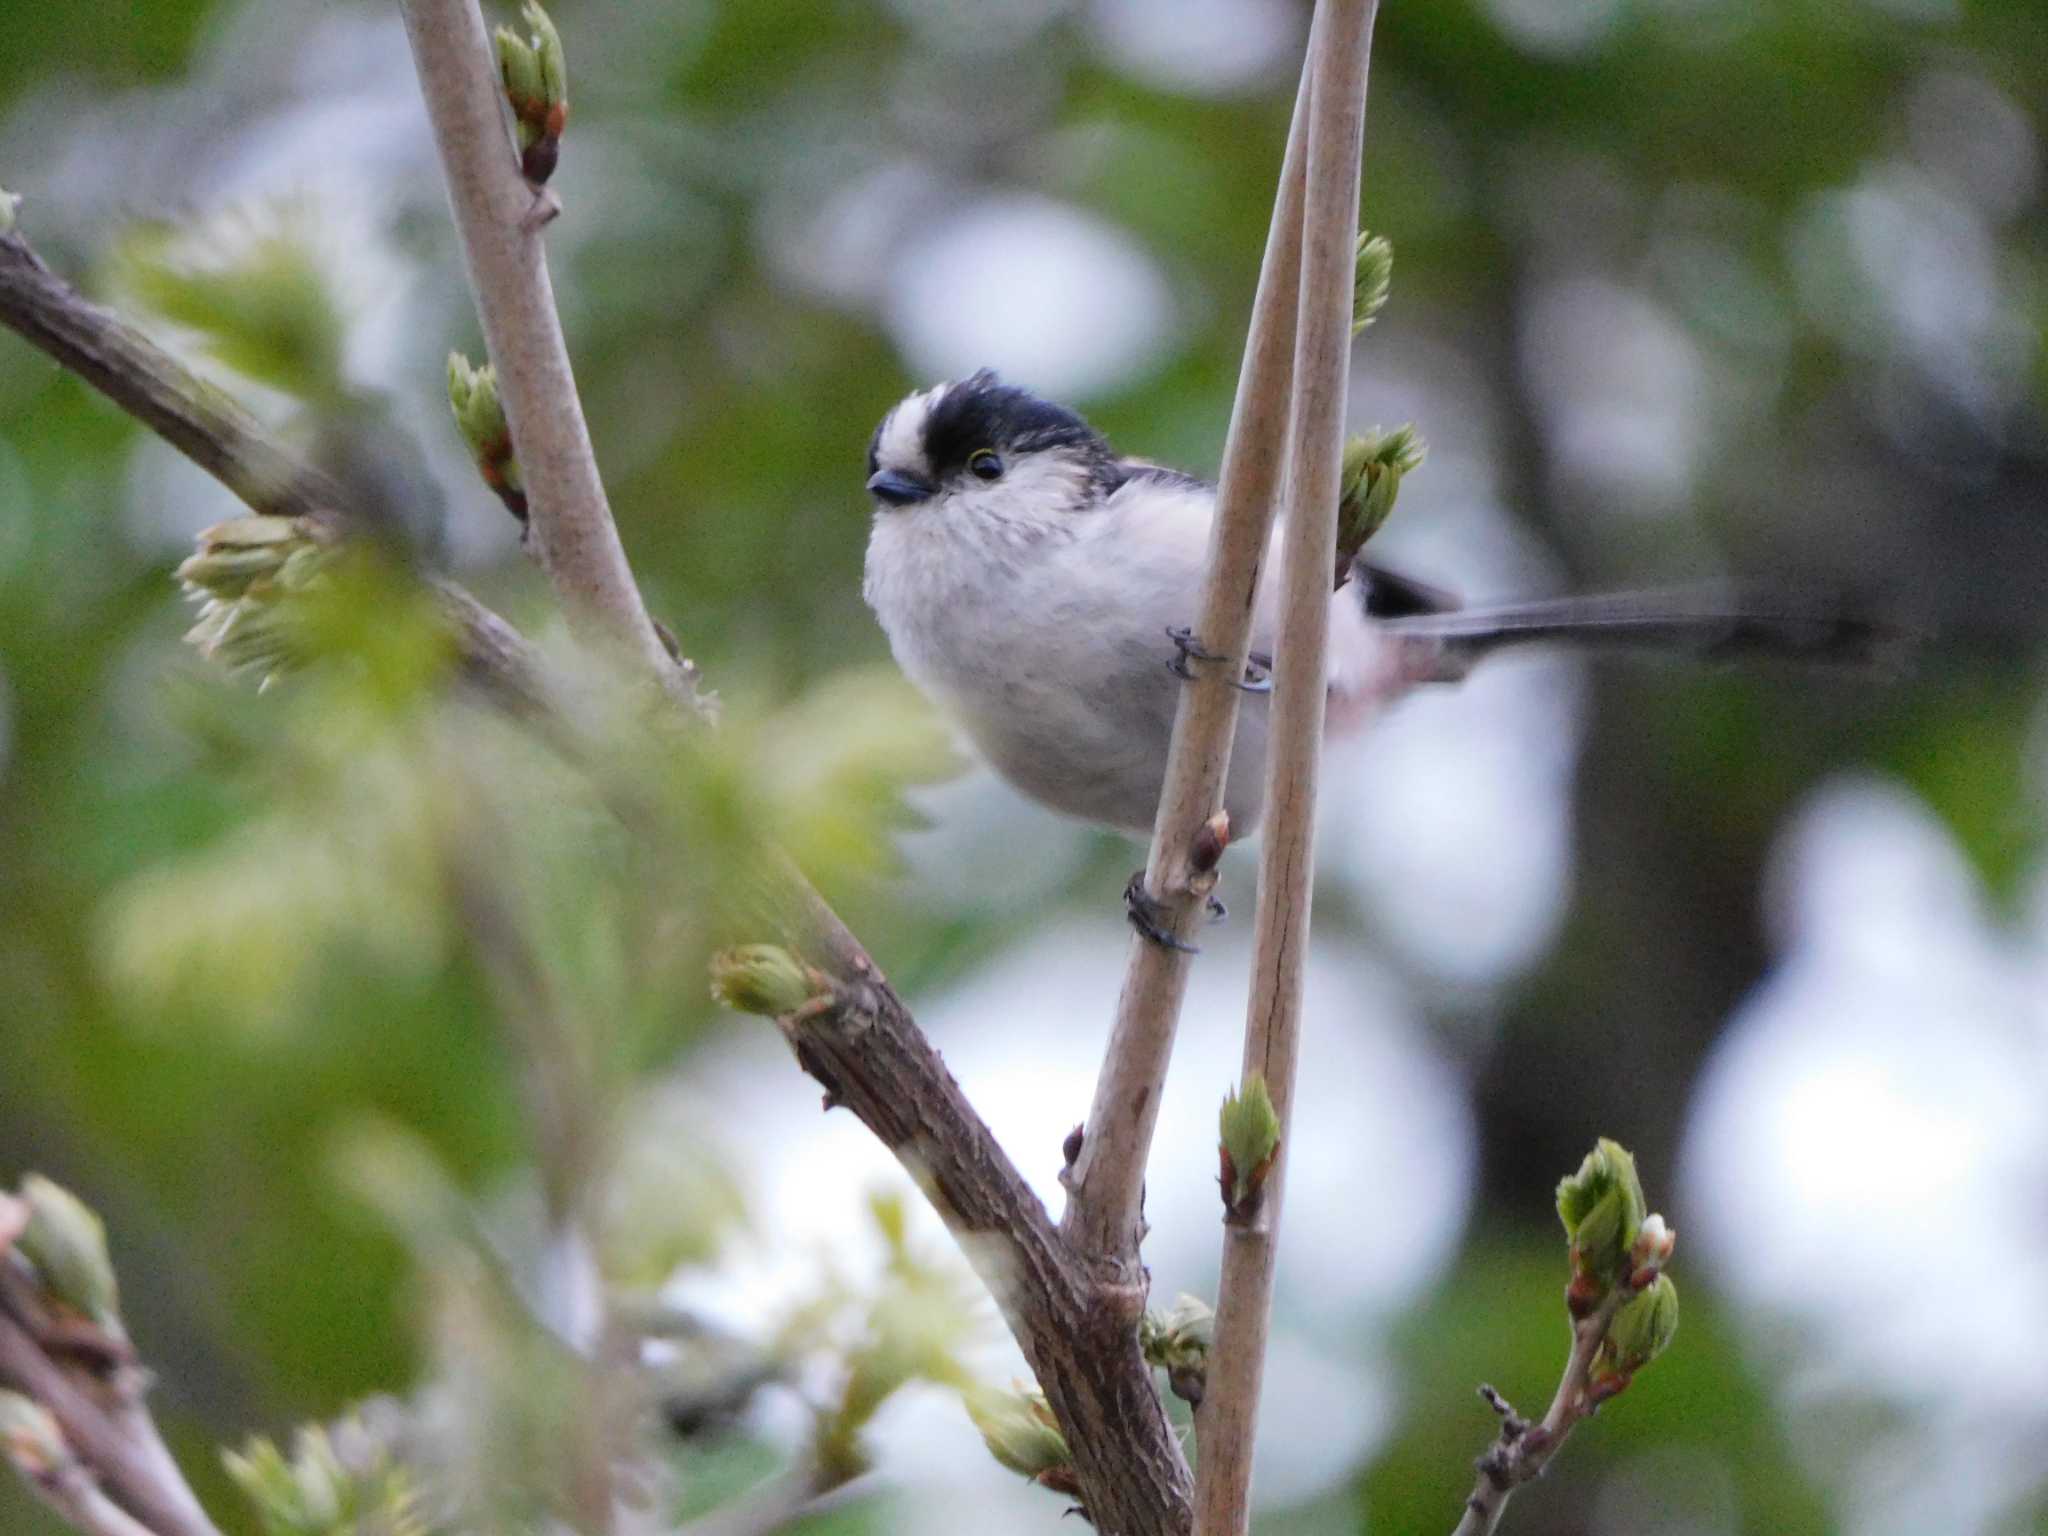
[1371,586,1915,671]
[1344,557,1930,672]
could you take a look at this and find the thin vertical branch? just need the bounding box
[1193,4,1379,1534]
[1061,21,1317,1271]
[397,0,687,697]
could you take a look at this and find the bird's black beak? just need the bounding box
[867,469,936,507]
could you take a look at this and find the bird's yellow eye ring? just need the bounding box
[968,449,1004,481]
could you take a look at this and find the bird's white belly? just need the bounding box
[867,528,1272,833]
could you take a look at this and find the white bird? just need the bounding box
[861,370,1891,852]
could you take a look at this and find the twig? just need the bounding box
[1192,5,1379,1536]
[14,1454,161,1536]
[0,233,557,723]
[0,1297,222,1536]
[1059,0,1317,1272]
[396,0,688,698]
[1451,1286,1630,1536]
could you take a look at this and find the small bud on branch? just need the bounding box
[494,1,568,185]
[15,1176,121,1330]
[1218,1072,1281,1223]
[709,945,822,1018]
[447,351,527,525]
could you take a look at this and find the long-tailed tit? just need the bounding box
[860,370,1889,900]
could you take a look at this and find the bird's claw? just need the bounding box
[1125,871,1198,953]
[1165,624,1219,681]
[1166,626,1275,693]
[1206,893,1227,923]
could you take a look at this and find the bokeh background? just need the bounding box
[2,0,2046,1533]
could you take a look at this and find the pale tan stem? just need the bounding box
[1192,4,1380,1534]
[1060,12,1318,1272]
[397,0,687,698]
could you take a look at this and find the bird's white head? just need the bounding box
[864,370,1117,539]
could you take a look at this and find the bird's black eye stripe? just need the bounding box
[968,449,1003,480]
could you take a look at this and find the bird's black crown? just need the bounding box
[918,370,1110,478]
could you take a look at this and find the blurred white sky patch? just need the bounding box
[1323,650,1583,991]
[764,158,944,311]
[898,766,1099,916]
[1083,0,1302,96]
[1681,774,2048,1536]
[883,192,1175,400]
[1520,275,1708,519]
[674,918,1472,1520]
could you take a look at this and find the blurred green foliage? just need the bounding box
[0,0,2043,1532]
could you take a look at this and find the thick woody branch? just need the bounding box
[1193,5,1379,1536]
[397,0,686,698]
[1060,14,1317,1272]
[770,912,1192,1535]
[0,232,557,722]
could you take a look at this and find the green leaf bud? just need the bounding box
[0,1393,65,1478]
[1604,1273,1679,1376]
[965,1385,1071,1482]
[1352,232,1393,336]
[1556,1137,1645,1284]
[494,26,543,120]
[708,944,818,1017]
[524,1,567,111]
[16,1175,120,1326]
[1219,1072,1281,1217]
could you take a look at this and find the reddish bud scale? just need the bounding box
[1565,1269,1603,1318]
[522,137,560,186]
[1190,811,1231,875]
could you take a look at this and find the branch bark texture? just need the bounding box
[1193,5,1380,1535]
[1061,11,1317,1272]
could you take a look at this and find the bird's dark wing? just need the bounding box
[1355,561,1463,618]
